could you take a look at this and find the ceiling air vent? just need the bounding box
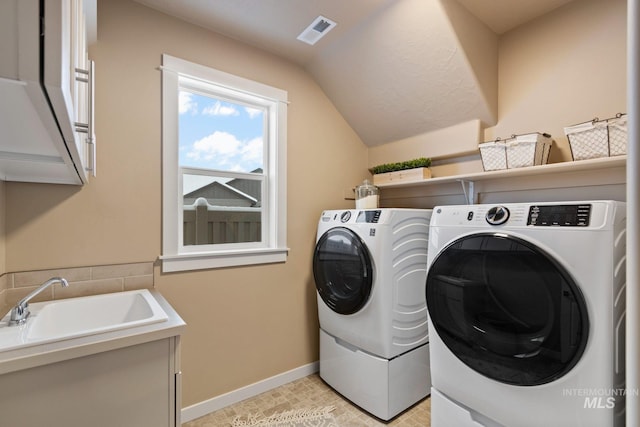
[297,15,337,45]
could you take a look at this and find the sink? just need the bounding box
[0,289,169,352]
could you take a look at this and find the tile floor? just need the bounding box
[183,373,431,426]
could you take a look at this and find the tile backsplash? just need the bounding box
[0,262,154,317]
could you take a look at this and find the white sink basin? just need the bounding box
[0,290,169,352]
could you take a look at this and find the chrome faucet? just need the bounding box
[9,277,69,326]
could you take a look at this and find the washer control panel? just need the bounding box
[527,204,591,227]
[485,206,510,225]
[432,202,603,228]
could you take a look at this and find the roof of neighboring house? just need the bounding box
[185,168,263,205]
[225,168,262,201]
[184,180,258,204]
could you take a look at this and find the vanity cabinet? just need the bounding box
[0,290,186,427]
[0,337,182,427]
[0,0,96,185]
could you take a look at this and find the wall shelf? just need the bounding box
[378,156,627,204]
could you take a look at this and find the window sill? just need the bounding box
[159,248,289,272]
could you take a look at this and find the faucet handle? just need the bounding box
[8,277,69,326]
[9,305,29,325]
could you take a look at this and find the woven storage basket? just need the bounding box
[607,114,628,156]
[564,114,626,160]
[479,139,508,171]
[480,133,553,171]
[506,133,553,169]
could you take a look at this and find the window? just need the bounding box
[160,55,288,272]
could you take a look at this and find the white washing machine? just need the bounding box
[425,201,626,427]
[313,208,432,420]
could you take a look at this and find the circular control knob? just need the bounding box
[486,206,510,225]
[340,211,352,222]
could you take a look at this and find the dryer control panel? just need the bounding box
[527,204,591,227]
[320,209,382,224]
[356,210,381,223]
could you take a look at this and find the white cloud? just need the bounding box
[241,137,263,164]
[184,132,263,172]
[179,91,198,115]
[245,107,263,119]
[202,101,239,117]
[186,131,240,163]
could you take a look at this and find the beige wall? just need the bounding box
[372,0,627,177]
[378,0,627,209]
[486,0,627,163]
[368,119,484,177]
[4,0,368,407]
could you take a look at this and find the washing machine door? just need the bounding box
[313,227,373,315]
[426,233,589,386]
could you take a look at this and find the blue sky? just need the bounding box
[179,90,264,173]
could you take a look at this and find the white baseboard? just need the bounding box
[181,361,320,423]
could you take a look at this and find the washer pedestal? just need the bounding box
[319,328,431,420]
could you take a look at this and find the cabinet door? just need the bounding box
[0,0,95,184]
[43,0,95,182]
[72,0,95,177]
[0,339,175,427]
[43,0,76,145]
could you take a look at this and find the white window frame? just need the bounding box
[160,54,288,272]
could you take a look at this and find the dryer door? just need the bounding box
[313,227,373,315]
[426,233,589,386]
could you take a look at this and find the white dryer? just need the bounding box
[313,208,432,420]
[425,201,626,427]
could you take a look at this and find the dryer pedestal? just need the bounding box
[319,328,431,421]
[431,388,504,427]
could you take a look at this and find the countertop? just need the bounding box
[0,290,186,375]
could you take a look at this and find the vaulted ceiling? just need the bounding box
[134,0,577,146]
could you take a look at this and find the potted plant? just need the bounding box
[370,157,432,185]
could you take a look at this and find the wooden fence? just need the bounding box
[183,204,261,245]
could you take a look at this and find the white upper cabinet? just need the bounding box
[0,0,96,185]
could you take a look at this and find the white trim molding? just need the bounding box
[161,54,288,272]
[181,362,319,423]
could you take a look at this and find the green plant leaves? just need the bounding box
[370,157,432,174]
